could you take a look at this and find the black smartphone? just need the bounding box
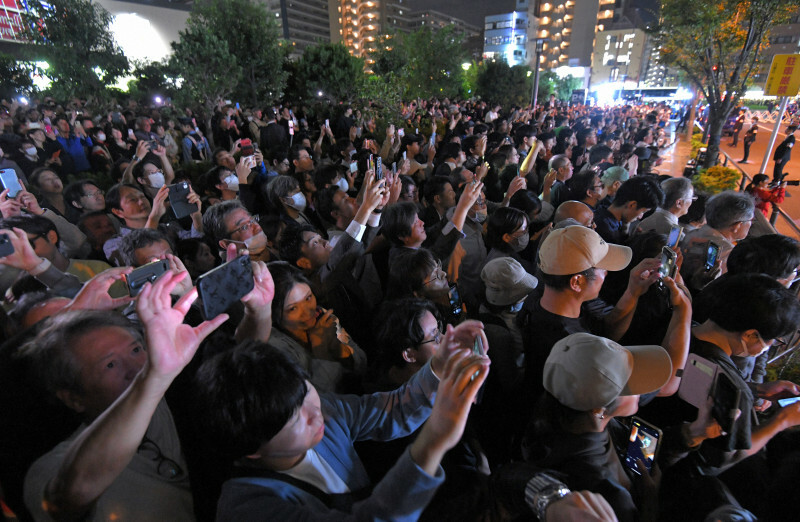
[624,417,662,475]
[125,259,170,297]
[196,255,254,320]
[659,246,678,279]
[705,241,721,271]
[711,372,741,434]
[168,182,198,219]
[0,233,14,258]
[667,225,683,249]
[448,283,462,318]
[0,169,23,198]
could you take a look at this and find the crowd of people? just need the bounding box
[0,93,799,522]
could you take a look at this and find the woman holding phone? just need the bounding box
[266,261,366,394]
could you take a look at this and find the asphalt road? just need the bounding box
[718,122,800,237]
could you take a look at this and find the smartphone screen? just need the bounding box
[705,242,720,271]
[659,246,677,278]
[778,396,800,408]
[667,225,682,249]
[624,417,662,475]
[0,169,23,198]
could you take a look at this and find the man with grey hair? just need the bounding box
[203,200,271,262]
[635,177,695,235]
[679,190,755,290]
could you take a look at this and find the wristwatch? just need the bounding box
[525,473,571,521]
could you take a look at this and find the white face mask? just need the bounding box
[96,132,106,142]
[223,174,239,191]
[472,209,488,223]
[243,231,268,253]
[336,177,349,192]
[511,233,529,252]
[286,192,307,212]
[147,171,165,189]
[24,146,37,156]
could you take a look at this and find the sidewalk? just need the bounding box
[655,132,693,179]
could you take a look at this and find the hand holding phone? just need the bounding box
[125,259,170,297]
[168,182,199,219]
[705,241,721,271]
[0,169,23,198]
[658,246,678,279]
[624,417,662,475]
[196,255,254,319]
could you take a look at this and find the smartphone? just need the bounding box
[240,138,254,157]
[288,120,294,135]
[398,128,405,138]
[369,154,375,173]
[705,241,721,271]
[711,372,741,434]
[235,102,240,110]
[168,181,198,219]
[430,132,436,147]
[125,259,170,297]
[50,150,61,160]
[0,169,23,198]
[658,246,678,279]
[778,396,800,407]
[667,225,683,249]
[45,124,53,134]
[128,128,135,137]
[471,335,484,382]
[196,255,254,320]
[678,354,718,408]
[376,156,383,181]
[624,417,662,475]
[325,119,330,129]
[448,283,462,318]
[402,151,407,161]
[349,161,358,174]
[244,155,256,169]
[0,233,14,258]
[392,162,397,174]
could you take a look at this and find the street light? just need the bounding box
[530,38,547,108]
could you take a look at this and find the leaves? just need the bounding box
[20,0,129,101]
[475,60,533,107]
[285,43,367,104]
[654,0,796,168]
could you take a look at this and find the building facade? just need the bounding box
[483,9,530,66]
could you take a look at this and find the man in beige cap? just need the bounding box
[517,225,690,402]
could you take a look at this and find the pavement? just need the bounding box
[649,122,800,239]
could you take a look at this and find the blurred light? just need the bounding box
[461,62,471,71]
[154,96,162,104]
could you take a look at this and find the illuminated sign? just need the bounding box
[764,54,800,97]
[0,0,25,41]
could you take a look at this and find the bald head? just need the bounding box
[554,200,594,228]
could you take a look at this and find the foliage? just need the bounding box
[539,71,582,102]
[169,23,241,147]
[284,43,366,105]
[20,0,128,102]
[371,26,469,100]
[127,60,176,105]
[475,60,533,108]
[690,132,705,157]
[0,53,34,99]
[692,165,742,194]
[189,0,289,106]
[654,0,796,168]
[356,74,405,129]
[462,59,480,97]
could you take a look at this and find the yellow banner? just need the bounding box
[764,54,800,97]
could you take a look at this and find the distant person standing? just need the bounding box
[738,117,759,164]
[773,124,797,182]
[729,109,745,147]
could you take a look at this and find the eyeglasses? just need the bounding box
[82,190,104,198]
[418,327,443,346]
[423,262,447,286]
[138,435,185,479]
[228,216,260,237]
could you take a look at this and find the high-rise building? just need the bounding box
[590,27,646,88]
[262,0,337,57]
[483,2,530,66]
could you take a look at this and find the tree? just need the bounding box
[654,0,796,168]
[475,60,533,108]
[285,43,367,105]
[20,0,128,102]
[189,0,289,106]
[371,26,469,99]
[127,60,176,105]
[169,24,241,148]
[539,72,583,102]
[0,53,34,99]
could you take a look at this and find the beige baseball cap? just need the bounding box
[543,332,673,411]
[538,225,632,275]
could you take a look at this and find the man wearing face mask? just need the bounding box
[266,175,320,232]
[203,200,273,263]
[438,185,489,314]
[209,165,241,201]
[13,139,42,179]
[122,141,175,200]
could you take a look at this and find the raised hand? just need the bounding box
[240,260,274,311]
[137,270,228,382]
[67,267,134,311]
